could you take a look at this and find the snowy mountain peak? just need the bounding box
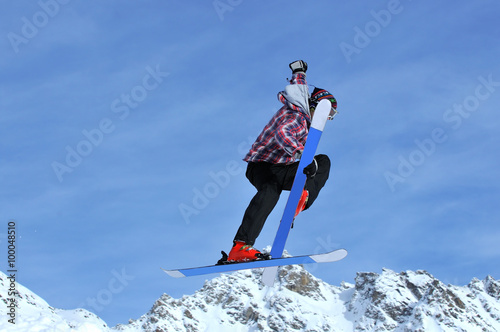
[0,270,108,331]
[347,268,500,331]
[115,263,347,332]
[114,265,500,332]
[1,265,499,331]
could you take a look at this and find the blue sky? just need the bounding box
[1,0,500,327]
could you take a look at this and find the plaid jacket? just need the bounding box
[244,73,310,165]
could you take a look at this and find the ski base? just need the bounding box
[162,249,347,278]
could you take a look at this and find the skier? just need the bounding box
[227,60,338,263]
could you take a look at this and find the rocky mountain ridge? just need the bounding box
[1,263,499,331]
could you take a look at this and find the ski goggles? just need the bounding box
[328,106,338,120]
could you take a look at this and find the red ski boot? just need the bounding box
[227,241,266,263]
[294,189,309,218]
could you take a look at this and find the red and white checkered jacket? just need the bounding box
[243,73,310,165]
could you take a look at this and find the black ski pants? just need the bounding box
[234,154,330,246]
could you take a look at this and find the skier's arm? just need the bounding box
[277,72,310,116]
[290,72,307,85]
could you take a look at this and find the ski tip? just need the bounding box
[161,268,185,278]
[311,99,332,131]
[311,248,348,263]
[338,248,348,259]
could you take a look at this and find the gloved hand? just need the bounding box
[289,60,308,74]
[294,150,303,160]
[303,158,318,179]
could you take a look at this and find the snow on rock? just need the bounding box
[114,265,500,332]
[346,269,500,331]
[1,264,499,331]
[113,264,353,332]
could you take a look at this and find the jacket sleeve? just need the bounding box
[290,72,307,85]
[277,73,311,119]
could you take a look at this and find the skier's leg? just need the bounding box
[270,156,330,211]
[233,163,282,246]
[304,154,330,209]
[281,161,300,190]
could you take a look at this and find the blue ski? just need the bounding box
[162,249,347,278]
[262,99,334,286]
